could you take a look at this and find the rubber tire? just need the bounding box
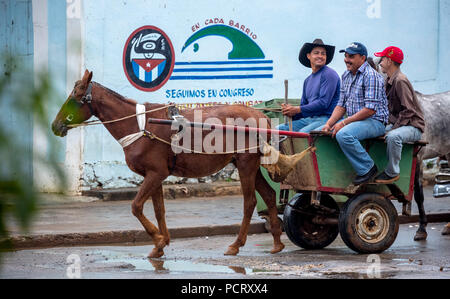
[339,193,399,254]
[283,193,339,249]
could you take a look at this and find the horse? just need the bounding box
[415,90,450,238]
[51,69,285,258]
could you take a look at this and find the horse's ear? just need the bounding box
[82,69,93,84]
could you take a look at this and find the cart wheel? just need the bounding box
[339,193,399,253]
[283,193,339,249]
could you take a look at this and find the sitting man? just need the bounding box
[278,38,340,133]
[321,42,389,185]
[373,46,425,183]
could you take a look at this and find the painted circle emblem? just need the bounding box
[123,26,175,92]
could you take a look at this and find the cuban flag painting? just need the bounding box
[132,59,166,82]
[123,26,175,91]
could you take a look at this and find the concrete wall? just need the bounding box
[33,0,450,192]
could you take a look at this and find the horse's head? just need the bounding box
[52,70,95,137]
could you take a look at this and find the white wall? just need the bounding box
[35,0,450,192]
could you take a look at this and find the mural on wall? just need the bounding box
[173,23,272,80]
[122,25,175,92]
[122,19,272,107]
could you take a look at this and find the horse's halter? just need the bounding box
[79,82,95,115]
[65,82,95,124]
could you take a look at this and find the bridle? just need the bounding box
[64,82,95,124]
[66,82,174,128]
[79,82,95,115]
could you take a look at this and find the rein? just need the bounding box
[143,130,262,155]
[65,84,286,155]
[67,104,175,128]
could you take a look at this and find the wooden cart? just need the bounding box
[256,131,426,253]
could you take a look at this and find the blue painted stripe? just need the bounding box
[173,67,273,72]
[175,60,273,65]
[145,68,151,82]
[170,74,273,80]
[132,60,139,78]
[158,60,166,76]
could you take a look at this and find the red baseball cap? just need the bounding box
[374,46,404,64]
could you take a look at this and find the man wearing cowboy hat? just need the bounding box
[278,38,340,133]
[373,46,425,183]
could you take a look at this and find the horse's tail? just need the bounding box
[259,141,315,182]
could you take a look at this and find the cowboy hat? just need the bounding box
[298,38,335,68]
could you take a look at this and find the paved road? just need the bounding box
[2,185,449,280]
[1,222,449,279]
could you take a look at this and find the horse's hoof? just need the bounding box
[414,230,428,241]
[148,248,164,258]
[224,246,239,256]
[442,225,450,235]
[154,234,166,248]
[270,243,285,254]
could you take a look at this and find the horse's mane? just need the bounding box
[92,81,137,105]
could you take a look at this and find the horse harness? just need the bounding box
[70,85,269,156]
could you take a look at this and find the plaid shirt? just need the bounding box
[337,62,389,124]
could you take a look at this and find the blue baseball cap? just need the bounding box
[339,42,368,57]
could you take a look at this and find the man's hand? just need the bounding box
[321,123,332,132]
[331,121,345,138]
[322,119,346,138]
[281,103,300,117]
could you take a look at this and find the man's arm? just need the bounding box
[330,107,375,137]
[300,71,340,117]
[392,80,419,129]
[322,106,346,133]
[281,103,300,116]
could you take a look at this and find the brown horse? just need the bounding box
[51,70,284,258]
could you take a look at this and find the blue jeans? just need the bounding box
[320,118,385,176]
[277,116,329,133]
[384,124,422,177]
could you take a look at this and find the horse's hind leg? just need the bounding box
[224,157,258,256]
[131,173,167,258]
[414,161,428,241]
[255,168,284,254]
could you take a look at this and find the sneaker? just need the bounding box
[353,165,378,185]
[374,171,400,184]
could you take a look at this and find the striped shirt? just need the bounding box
[337,61,389,124]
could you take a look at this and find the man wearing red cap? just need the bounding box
[373,46,425,183]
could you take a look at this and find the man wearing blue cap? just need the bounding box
[321,42,389,185]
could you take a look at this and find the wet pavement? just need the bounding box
[1,184,449,279]
[0,222,449,279]
[6,185,449,236]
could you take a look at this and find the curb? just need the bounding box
[8,213,450,250]
[82,182,242,201]
[9,222,266,250]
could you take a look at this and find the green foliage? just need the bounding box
[0,54,66,254]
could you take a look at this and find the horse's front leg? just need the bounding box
[131,173,167,258]
[151,184,170,247]
[413,162,428,241]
